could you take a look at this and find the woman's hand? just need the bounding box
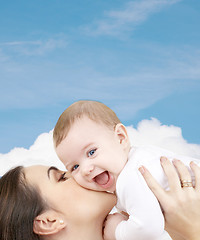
[139,157,200,240]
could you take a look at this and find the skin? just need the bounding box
[139,157,200,240]
[56,116,130,193]
[24,165,117,240]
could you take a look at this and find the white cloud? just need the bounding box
[84,0,181,36]
[1,118,200,176]
[127,118,200,158]
[0,37,68,56]
[0,130,65,176]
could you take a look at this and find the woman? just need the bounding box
[140,158,200,240]
[0,165,117,240]
[1,161,200,240]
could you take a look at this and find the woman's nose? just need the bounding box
[81,164,94,176]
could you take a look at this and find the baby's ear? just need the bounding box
[33,210,66,236]
[115,123,129,147]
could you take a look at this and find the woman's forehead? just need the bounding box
[25,165,71,182]
[25,165,48,172]
[24,165,49,181]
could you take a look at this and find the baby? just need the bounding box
[53,100,199,240]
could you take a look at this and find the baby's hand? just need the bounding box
[103,212,128,240]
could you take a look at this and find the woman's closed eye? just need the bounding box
[58,172,68,182]
[87,148,97,157]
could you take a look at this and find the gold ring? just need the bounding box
[181,180,193,188]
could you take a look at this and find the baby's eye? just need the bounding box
[72,164,79,171]
[88,148,97,157]
[58,172,67,182]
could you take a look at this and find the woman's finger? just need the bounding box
[160,157,180,191]
[139,166,167,205]
[172,159,193,190]
[190,161,200,191]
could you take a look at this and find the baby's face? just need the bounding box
[56,116,129,192]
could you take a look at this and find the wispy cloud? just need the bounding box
[0,37,68,56]
[84,0,181,36]
[0,49,10,62]
[0,43,200,121]
[1,41,42,46]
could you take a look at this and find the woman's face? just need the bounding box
[24,165,116,224]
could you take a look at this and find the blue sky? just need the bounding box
[0,0,200,153]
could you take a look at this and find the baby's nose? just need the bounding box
[82,164,94,176]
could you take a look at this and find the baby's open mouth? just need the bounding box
[94,171,114,189]
[94,171,110,185]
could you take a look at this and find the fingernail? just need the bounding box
[172,159,180,164]
[160,156,167,162]
[139,166,145,174]
[190,161,197,166]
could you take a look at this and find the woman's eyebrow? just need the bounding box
[47,166,59,179]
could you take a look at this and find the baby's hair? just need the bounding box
[53,100,121,147]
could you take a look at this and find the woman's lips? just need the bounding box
[94,171,114,189]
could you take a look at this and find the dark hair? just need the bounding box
[0,166,48,240]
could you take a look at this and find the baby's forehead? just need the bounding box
[70,116,107,129]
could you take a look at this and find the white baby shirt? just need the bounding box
[115,145,199,240]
